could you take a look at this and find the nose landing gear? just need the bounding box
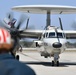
[52,60,59,66]
[51,53,59,66]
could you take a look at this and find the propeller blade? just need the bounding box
[0,19,16,32]
[26,18,29,29]
[23,17,35,30]
[0,19,11,30]
[4,12,17,28]
[16,14,27,29]
[7,12,14,21]
[59,17,63,30]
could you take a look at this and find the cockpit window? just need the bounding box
[57,32,63,38]
[49,32,55,38]
[43,33,45,38]
[43,32,48,38]
[48,32,64,38]
[43,31,65,38]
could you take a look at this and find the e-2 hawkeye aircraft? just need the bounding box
[11,5,76,66]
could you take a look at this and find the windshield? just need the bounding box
[49,32,55,38]
[48,32,63,38]
[57,32,63,38]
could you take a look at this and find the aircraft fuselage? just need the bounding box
[36,28,66,59]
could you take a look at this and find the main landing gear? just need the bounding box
[51,53,59,66]
[10,50,20,60]
[12,45,22,60]
[16,55,19,60]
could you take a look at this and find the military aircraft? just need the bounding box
[6,5,76,66]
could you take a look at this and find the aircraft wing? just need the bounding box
[20,30,44,39]
[12,5,76,14]
[20,30,76,39]
[64,30,76,39]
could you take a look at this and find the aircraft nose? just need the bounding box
[52,42,62,48]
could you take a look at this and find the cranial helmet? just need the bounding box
[0,28,12,50]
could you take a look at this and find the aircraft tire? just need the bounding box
[44,56,48,58]
[57,61,59,66]
[16,55,19,60]
[52,61,54,66]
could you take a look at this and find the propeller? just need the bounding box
[1,12,30,53]
[4,12,36,39]
[59,17,63,30]
[3,12,35,40]
[4,12,28,29]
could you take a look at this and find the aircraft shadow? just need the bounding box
[20,52,76,67]
[59,62,76,67]
[21,61,76,67]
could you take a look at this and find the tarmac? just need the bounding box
[17,50,76,75]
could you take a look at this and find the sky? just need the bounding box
[0,0,76,30]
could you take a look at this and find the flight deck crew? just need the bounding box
[0,28,36,75]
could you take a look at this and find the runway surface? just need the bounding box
[17,51,76,75]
